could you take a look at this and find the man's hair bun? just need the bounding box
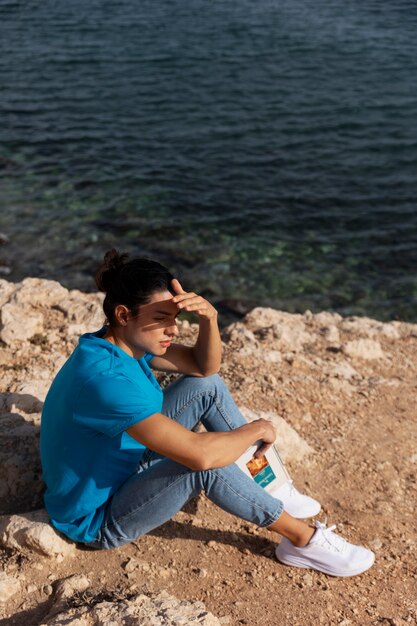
[94,249,175,325]
[95,249,129,292]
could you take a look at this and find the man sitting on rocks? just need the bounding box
[40,249,375,577]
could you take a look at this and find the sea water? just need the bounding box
[1,0,416,321]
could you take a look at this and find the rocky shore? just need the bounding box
[0,277,416,625]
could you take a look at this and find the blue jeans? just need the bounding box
[87,374,283,549]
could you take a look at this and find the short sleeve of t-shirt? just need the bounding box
[74,372,160,438]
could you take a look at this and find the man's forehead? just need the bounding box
[143,291,176,313]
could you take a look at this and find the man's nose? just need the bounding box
[166,321,179,336]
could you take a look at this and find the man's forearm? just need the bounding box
[195,420,274,469]
[192,314,222,375]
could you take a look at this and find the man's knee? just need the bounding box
[184,372,224,392]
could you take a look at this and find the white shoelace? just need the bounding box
[287,480,296,495]
[312,521,347,554]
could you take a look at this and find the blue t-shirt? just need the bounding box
[40,328,163,543]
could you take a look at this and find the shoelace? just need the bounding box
[313,521,347,554]
[288,480,296,495]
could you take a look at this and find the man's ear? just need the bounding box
[114,304,129,326]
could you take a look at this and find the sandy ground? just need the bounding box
[1,296,416,625]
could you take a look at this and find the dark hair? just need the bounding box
[95,249,175,325]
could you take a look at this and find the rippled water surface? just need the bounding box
[1,0,417,321]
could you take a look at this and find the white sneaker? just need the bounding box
[275,520,375,577]
[271,480,321,518]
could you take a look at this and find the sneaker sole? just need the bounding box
[275,549,375,577]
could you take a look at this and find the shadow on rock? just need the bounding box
[0,393,44,515]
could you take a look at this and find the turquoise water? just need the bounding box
[1,0,417,321]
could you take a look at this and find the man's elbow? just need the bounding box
[199,364,221,377]
[187,452,211,471]
[187,458,208,471]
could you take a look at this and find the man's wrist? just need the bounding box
[199,312,218,324]
[241,420,265,440]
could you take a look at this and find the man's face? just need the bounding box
[124,290,179,358]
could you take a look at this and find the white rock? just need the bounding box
[331,361,360,380]
[236,345,282,364]
[66,323,91,338]
[343,339,385,360]
[25,523,74,558]
[311,311,343,325]
[236,345,258,358]
[15,375,50,394]
[340,316,400,340]
[369,538,383,550]
[242,316,317,352]
[327,378,354,395]
[240,407,314,463]
[340,316,382,335]
[6,380,48,412]
[320,325,340,343]
[11,277,69,306]
[0,510,76,558]
[379,323,401,340]
[58,291,104,329]
[123,557,138,573]
[244,307,304,330]
[301,571,314,587]
[263,350,282,363]
[54,574,90,600]
[238,314,314,351]
[0,302,43,344]
[226,323,258,345]
[0,571,20,602]
[397,321,417,338]
[40,590,222,625]
[274,324,315,351]
[0,279,17,308]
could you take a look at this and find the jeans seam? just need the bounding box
[208,469,284,526]
[166,389,213,423]
[212,396,235,430]
[166,387,236,431]
[261,506,284,527]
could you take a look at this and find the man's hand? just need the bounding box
[171,279,217,321]
[252,418,277,457]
